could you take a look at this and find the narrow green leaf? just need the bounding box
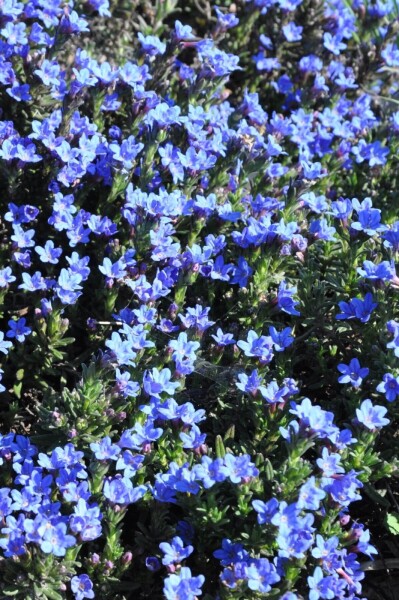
[215,434,226,459]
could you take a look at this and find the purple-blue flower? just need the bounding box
[277,281,301,316]
[336,293,377,323]
[71,574,95,600]
[213,538,249,566]
[337,358,369,387]
[143,368,180,398]
[223,454,259,483]
[90,437,121,461]
[357,260,395,281]
[376,373,399,402]
[6,318,31,343]
[211,328,236,346]
[35,240,63,264]
[237,330,274,364]
[159,536,194,565]
[355,399,390,430]
[163,567,205,600]
[245,558,280,593]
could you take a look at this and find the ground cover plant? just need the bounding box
[1,0,399,598]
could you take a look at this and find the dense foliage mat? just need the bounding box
[1,0,399,598]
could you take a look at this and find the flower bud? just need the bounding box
[90,553,101,565]
[122,552,133,565]
[339,513,350,526]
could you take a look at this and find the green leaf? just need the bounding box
[52,337,75,347]
[223,425,235,441]
[43,587,64,600]
[13,381,23,399]
[47,347,65,360]
[2,587,21,597]
[264,458,274,481]
[386,512,399,535]
[215,435,226,459]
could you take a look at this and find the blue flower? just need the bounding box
[6,318,31,343]
[173,20,195,41]
[260,381,289,404]
[1,21,27,45]
[168,332,196,361]
[138,33,166,56]
[245,558,280,593]
[329,197,352,220]
[11,225,35,248]
[115,369,140,398]
[56,269,83,305]
[71,574,95,600]
[0,531,26,557]
[289,398,337,439]
[143,368,180,398]
[0,332,13,354]
[159,536,194,565]
[269,326,294,351]
[309,218,337,241]
[351,200,386,235]
[230,256,253,287]
[115,450,144,478]
[7,83,32,103]
[163,567,205,600]
[355,399,390,430]
[383,222,399,251]
[213,538,249,566]
[90,437,121,461]
[316,448,344,476]
[193,456,227,488]
[69,499,102,541]
[237,330,274,364]
[197,41,241,77]
[301,161,325,180]
[357,260,395,281]
[223,454,259,483]
[337,358,369,387]
[211,328,236,346]
[387,320,399,357]
[179,424,207,449]
[35,240,63,264]
[103,476,147,505]
[376,373,399,402]
[336,293,377,323]
[179,305,215,332]
[236,370,266,396]
[308,567,335,600]
[277,281,301,316]
[146,556,161,571]
[105,332,137,366]
[282,22,303,42]
[297,476,326,510]
[40,521,76,557]
[214,7,239,29]
[311,534,341,570]
[252,498,279,525]
[323,32,347,55]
